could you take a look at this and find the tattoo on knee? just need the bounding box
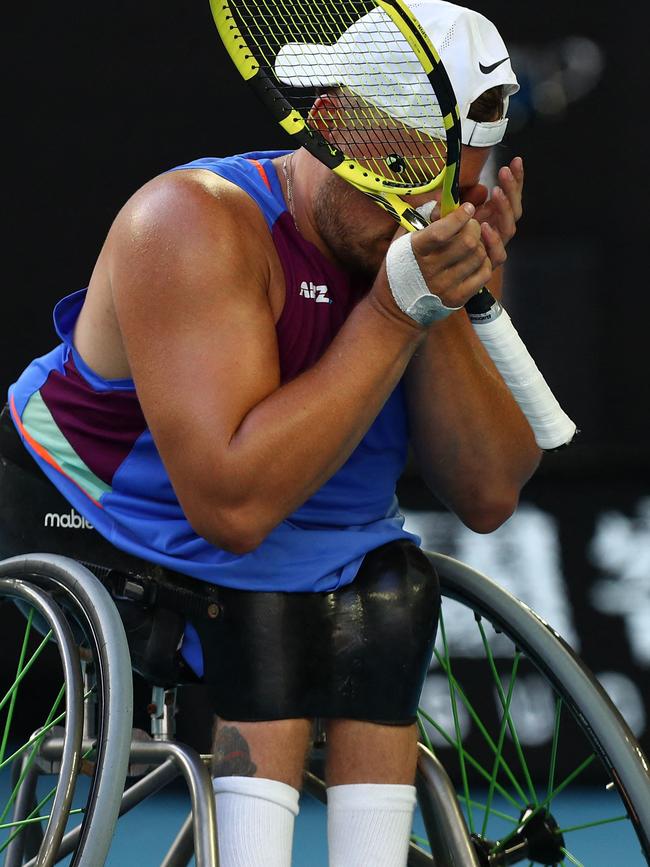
[212,725,257,777]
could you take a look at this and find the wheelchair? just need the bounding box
[2,551,649,867]
[1,417,649,866]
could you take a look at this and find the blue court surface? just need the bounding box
[2,776,646,865]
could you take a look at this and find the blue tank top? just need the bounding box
[8,151,418,594]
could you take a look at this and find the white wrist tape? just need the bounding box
[385,232,462,326]
[416,200,438,222]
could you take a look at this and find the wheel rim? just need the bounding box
[415,596,648,866]
[0,591,90,865]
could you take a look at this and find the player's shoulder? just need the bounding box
[105,163,274,282]
[118,165,264,238]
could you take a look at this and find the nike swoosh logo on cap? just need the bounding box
[479,57,509,74]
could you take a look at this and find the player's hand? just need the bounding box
[408,202,493,310]
[462,156,524,249]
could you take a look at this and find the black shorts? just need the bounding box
[192,539,440,724]
[1,406,439,723]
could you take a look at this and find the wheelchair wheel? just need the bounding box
[413,551,650,867]
[0,555,133,867]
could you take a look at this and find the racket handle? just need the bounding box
[466,291,577,450]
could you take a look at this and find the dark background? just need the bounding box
[3,1,649,765]
[4,0,647,449]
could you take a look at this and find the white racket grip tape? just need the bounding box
[471,307,577,450]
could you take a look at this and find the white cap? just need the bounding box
[274,0,519,146]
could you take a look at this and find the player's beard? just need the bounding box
[312,173,396,278]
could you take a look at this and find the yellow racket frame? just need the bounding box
[209,0,461,229]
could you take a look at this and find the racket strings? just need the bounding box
[231,0,447,188]
[319,90,446,185]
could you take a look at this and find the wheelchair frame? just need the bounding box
[1,552,649,867]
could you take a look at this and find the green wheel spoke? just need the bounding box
[416,711,434,754]
[490,755,597,856]
[457,796,518,824]
[481,644,521,837]
[433,650,528,807]
[542,755,596,809]
[546,697,562,807]
[0,630,54,716]
[0,681,96,775]
[0,782,61,854]
[439,609,475,835]
[410,833,430,848]
[477,619,537,806]
[0,739,96,853]
[560,848,585,866]
[0,808,85,832]
[0,706,69,773]
[0,609,35,767]
[558,815,629,834]
[0,683,67,825]
[417,708,523,811]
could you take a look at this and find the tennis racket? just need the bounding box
[208,0,577,450]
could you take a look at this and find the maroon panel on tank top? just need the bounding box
[39,355,147,485]
[271,212,369,382]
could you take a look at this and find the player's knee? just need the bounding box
[212,719,311,790]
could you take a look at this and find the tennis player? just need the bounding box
[4,1,540,864]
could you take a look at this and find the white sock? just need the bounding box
[327,783,417,867]
[213,775,300,867]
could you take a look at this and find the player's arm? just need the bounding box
[404,298,541,533]
[404,161,541,532]
[108,171,481,553]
